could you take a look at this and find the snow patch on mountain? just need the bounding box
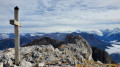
[20,33,45,37]
[0,33,46,40]
[101,28,120,37]
[0,33,9,39]
[109,28,120,35]
[75,29,103,36]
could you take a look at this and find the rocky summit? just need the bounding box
[0,34,118,67]
[0,44,93,67]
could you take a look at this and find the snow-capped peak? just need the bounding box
[100,28,120,36]
[75,29,103,36]
[107,28,120,36]
[111,28,120,33]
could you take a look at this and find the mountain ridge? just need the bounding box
[24,34,116,64]
[0,34,95,67]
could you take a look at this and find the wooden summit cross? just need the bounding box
[10,6,22,65]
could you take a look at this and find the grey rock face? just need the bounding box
[37,62,45,67]
[0,44,93,67]
[65,34,93,60]
[0,48,14,67]
[23,35,93,61]
[19,59,32,67]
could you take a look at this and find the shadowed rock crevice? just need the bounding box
[91,46,117,64]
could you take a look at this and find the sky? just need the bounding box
[0,0,120,33]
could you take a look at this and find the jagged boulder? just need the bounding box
[19,59,32,67]
[64,34,93,60]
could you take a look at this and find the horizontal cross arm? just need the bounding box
[10,20,22,27]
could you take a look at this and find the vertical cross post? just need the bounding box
[10,6,22,65]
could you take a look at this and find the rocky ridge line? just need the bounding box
[0,34,117,67]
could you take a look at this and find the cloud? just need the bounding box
[106,44,120,54]
[0,0,120,33]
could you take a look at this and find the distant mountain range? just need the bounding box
[1,28,120,49]
[0,28,120,50]
[0,36,41,50]
[92,28,120,42]
[1,28,120,42]
[0,32,111,50]
[0,32,46,40]
[0,28,120,63]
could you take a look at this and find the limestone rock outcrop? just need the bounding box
[65,34,93,60]
[0,44,92,67]
[0,34,117,67]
